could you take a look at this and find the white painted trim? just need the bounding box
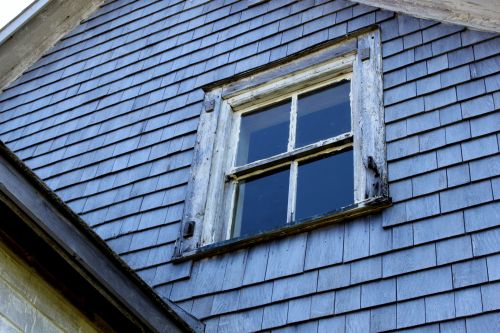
[0,0,51,45]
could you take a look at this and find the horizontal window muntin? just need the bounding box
[227,133,353,181]
[227,146,355,233]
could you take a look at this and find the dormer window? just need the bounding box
[174,30,390,260]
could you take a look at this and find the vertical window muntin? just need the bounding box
[228,73,354,239]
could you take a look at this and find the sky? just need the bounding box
[0,0,35,30]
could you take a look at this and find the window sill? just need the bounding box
[172,196,391,263]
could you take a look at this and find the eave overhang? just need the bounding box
[0,141,204,333]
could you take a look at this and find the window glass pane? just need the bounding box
[295,149,353,221]
[233,168,290,238]
[296,80,351,148]
[236,100,291,165]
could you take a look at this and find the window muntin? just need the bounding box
[229,76,354,238]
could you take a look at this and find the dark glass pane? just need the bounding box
[236,100,291,165]
[233,168,290,237]
[295,149,353,221]
[296,80,351,147]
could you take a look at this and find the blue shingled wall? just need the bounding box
[0,0,499,331]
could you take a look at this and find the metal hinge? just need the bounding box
[203,99,215,113]
[182,221,195,238]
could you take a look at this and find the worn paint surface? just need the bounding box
[0,0,499,331]
[0,241,100,333]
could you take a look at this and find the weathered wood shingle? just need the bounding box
[1,0,499,331]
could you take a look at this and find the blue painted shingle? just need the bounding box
[343,218,369,262]
[437,144,462,168]
[397,266,452,300]
[350,256,381,284]
[317,264,350,292]
[461,94,495,118]
[304,224,344,270]
[266,234,307,280]
[465,312,500,333]
[436,235,473,265]
[454,287,483,317]
[440,180,493,213]
[397,299,425,328]
[452,258,488,288]
[406,194,440,221]
[262,302,288,330]
[272,271,318,302]
[392,224,413,249]
[413,212,464,244]
[462,135,498,161]
[287,297,312,324]
[481,282,500,311]
[440,319,466,333]
[370,305,396,332]
[425,293,455,322]
[388,151,437,181]
[345,310,370,333]
[310,292,335,318]
[361,278,396,307]
[383,244,436,277]
[424,87,457,111]
[447,164,470,187]
[334,286,360,314]
[472,227,500,256]
[487,254,500,281]
[411,170,446,196]
[318,315,345,333]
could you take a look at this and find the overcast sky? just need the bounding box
[0,0,35,30]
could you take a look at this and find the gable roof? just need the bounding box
[0,0,498,91]
[0,141,203,333]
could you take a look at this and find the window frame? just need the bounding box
[173,30,390,261]
[227,74,354,239]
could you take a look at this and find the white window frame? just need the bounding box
[174,30,389,260]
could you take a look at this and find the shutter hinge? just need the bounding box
[204,99,215,113]
[183,221,195,238]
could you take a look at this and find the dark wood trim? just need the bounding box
[172,196,392,263]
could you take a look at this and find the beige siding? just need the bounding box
[0,241,101,333]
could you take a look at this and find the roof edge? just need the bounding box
[0,0,51,45]
[0,140,204,333]
[0,0,105,91]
